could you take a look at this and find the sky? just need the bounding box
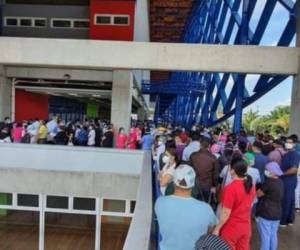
[241,0,296,115]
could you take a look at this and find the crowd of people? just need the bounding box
[1,116,300,250]
[153,126,300,250]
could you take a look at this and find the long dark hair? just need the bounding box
[230,156,253,194]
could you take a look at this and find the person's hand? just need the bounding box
[212,226,220,236]
[210,187,217,194]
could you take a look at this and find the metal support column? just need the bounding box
[233,0,249,133]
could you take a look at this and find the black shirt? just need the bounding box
[102,131,114,148]
[256,178,284,220]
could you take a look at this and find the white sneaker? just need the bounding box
[279,224,287,228]
[288,223,294,226]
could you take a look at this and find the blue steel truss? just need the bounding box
[142,0,298,133]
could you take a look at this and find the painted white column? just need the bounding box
[289,4,300,136]
[0,75,12,121]
[111,70,133,134]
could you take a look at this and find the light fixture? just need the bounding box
[69,93,78,96]
[92,94,101,98]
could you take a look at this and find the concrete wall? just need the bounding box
[0,144,145,199]
[2,4,89,39]
[6,67,113,82]
[0,37,298,74]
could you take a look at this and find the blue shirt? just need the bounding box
[281,150,300,186]
[141,134,153,150]
[182,141,200,161]
[254,153,269,183]
[155,195,217,250]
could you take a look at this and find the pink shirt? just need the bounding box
[12,127,24,143]
[116,134,128,149]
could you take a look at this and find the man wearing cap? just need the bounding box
[155,164,217,250]
[256,162,284,250]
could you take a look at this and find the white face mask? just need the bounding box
[162,155,170,164]
[158,141,163,146]
[264,170,273,178]
[285,143,294,150]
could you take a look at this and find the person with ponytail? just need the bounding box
[213,157,256,250]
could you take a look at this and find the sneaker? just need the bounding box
[288,223,294,226]
[279,224,287,228]
[296,208,300,213]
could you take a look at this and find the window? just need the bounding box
[20,18,32,27]
[52,19,71,28]
[4,17,47,28]
[95,15,111,25]
[34,19,47,27]
[0,193,12,205]
[17,194,39,207]
[5,18,18,26]
[113,16,129,25]
[47,196,69,209]
[73,197,95,211]
[73,20,89,29]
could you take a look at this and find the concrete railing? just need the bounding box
[123,151,153,250]
[0,144,153,249]
[0,144,144,199]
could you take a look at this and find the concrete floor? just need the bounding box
[251,213,300,250]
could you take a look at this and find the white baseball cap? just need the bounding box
[174,164,196,189]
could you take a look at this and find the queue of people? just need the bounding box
[1,115,300,250]
[153,126,300,250]
[0,116,149,149]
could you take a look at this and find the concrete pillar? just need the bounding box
[0,74,12,121]
[111,70,133,133]
[137,107,145,122]
[289,4,300,136]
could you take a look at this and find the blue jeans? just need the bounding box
[257,217,280,250]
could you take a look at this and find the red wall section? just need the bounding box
[90,0,135,41]
[15,90,49,122]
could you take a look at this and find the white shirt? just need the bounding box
[220,165,261,187]
[182,141,200,161]
[88,129,96,146]
[160,163,176,195]
[153,144,166,170]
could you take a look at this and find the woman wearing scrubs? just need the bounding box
[213,157,256,250]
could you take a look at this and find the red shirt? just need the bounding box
[116,134,128,149]
[221,180,255,233]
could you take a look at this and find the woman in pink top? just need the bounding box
[12,123,24,143]
[116,127,128,149]
[127,128,138,150]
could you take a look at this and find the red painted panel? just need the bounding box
[90,0,135,41]
[15,90,49,122]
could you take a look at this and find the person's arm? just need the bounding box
[284,167,298,176]
[160,174,172,187]
[212,207,231,236]
[211,159,219,193]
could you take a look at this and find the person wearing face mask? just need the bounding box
[256,162,284,250]
[116,127,128,149]
[152,136,166,170]
[280,136,300,227]
[159,147,179,195]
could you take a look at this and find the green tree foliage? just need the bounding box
[243,106,290,135]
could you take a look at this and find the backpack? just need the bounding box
[195,234,231,250]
